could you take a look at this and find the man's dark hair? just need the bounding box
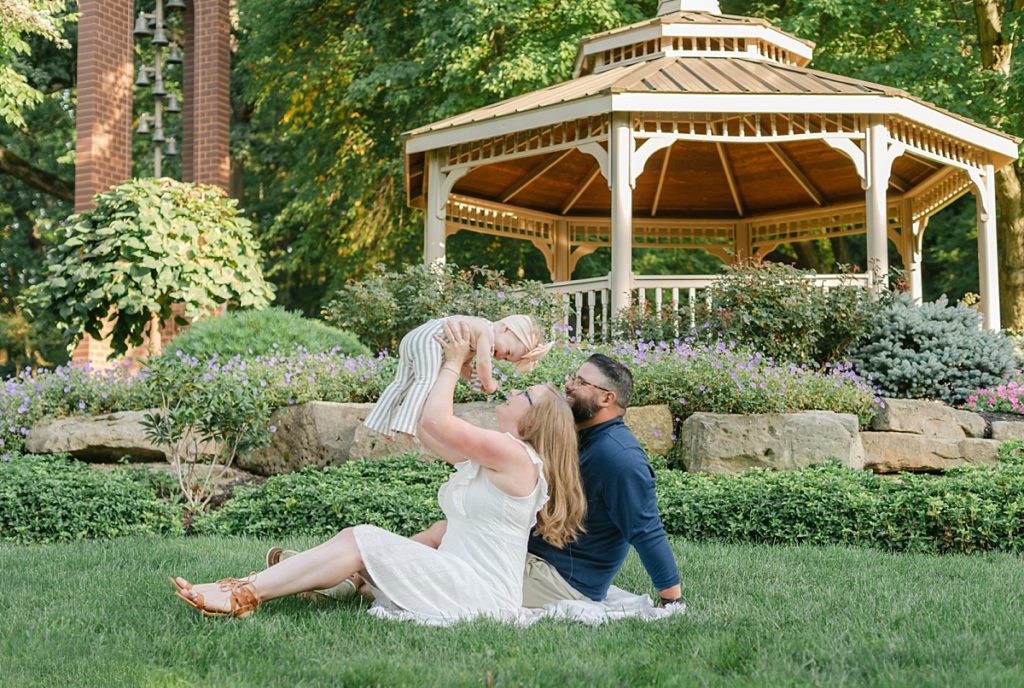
[587,353,633,409]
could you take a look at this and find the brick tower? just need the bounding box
[72,0,231,366]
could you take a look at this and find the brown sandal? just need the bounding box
[171,576,262,618]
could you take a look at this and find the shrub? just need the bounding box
[0,454,181,543]
[168,307,370,360]
[698,259,884,366]
[656,460,1024,555]
[192,453,450,537]
[323,263,560,353]
[611,301,691,343]
[850,294,1017,405]
[21,178,274,357]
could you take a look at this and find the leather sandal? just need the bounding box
[171,576,262,618]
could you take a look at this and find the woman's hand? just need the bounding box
[435,320,473,368]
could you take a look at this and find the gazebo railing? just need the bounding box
[545,273,872,342]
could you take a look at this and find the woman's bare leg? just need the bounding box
[175,528,364,613]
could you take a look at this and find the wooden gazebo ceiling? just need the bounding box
[451,139,938,219]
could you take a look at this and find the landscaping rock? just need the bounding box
[990,419,1024,442]
[348,401,501,463]
[870,398,984,440]
[623,405,675,457]
[860,432,1001,473]
[240,402,372,475]
[25,411,167,462]
[680,412,864,475]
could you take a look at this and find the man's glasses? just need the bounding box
[569,374,611,393]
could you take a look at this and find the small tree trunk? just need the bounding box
[996,166,1024,329]
[148,313,163,357]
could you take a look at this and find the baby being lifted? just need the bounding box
[363,314,552,440]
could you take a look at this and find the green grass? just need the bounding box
[2,537,1022,687]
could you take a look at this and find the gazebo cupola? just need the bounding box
[404,0,1019,331]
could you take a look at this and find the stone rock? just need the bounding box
[870,398,982,440]
[623,405,675,457]
[990,419,1024,442]
[860,432,1001,473]
[680,412,864,475]
[25,411,167,462]
[348,401,501,463]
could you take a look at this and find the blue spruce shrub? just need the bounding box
[850,293,1016,405]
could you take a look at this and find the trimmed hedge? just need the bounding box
[192,453,450,537]
[0,454,182,544]
[197,448,1024,556]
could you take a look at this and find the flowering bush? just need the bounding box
[2,338,882,461]
[966,379,1024,415]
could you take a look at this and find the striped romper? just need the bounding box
[364,317,481,437]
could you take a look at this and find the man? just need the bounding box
[523,353,682,608]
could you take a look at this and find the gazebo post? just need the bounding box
[424,149,446,265]
[974,162,1001,330]
[609,112,634,315]
[553,220,572,281]
[900,198,925,303]
[865,116,891,290]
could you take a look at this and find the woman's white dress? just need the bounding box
[352,435,547,624]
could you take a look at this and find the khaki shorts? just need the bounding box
[522,553,589,608]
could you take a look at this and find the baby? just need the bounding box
[363,314,552,440]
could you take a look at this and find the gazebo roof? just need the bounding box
[403,0,1018,224]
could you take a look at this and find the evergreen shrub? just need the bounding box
[0,454,182,543]
[168,307,370,360]
[657,459,1024,555]
[850,293,1016,405]
[192,453,450,537]
[323,263,560,353]
[698,259,883,366]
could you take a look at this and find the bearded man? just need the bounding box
[523,354,682,608]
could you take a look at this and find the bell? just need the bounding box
[152,127,166,143]
[135,66,151,87]
[136,115,151,135]
[152,77,168,98]
[165,137,178,156]
[165,94,181,113]
[165,42,183,65]
[166,0,187,10]
[133,12,153,38]
[152,25,169,46]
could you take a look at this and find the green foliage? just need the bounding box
[167,307,370,360]
[0,453,181,543]
[0,0,73,127]
[657,459,1024,555]
[699,259,885,366]
[233,0,651,311]
[850,293,1017,405]
[22,178,275,357]
[323,262,560,353]
[140,352,279,513]
[192,453,450,537]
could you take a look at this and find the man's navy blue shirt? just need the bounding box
[528,416,680,601]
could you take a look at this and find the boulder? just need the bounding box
[990,419,1024,442]
[680,412,864,475]
[860,432,1001,473]
[348,401,501,462]
[623,405,675,457]
[25,411,167,462]
[870,398,985,439]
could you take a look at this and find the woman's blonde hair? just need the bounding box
[517,383,586,548]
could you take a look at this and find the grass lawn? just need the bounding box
[1,536,1022,687]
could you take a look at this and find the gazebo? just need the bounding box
[402,0,1019,333]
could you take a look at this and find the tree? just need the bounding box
[722,0,1024,326]
[22,178,276,357]
[233,0,654,313]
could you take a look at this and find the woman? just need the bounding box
[172,321,586,623]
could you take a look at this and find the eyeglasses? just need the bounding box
[569,374,611,393]
[519,389,534,406]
